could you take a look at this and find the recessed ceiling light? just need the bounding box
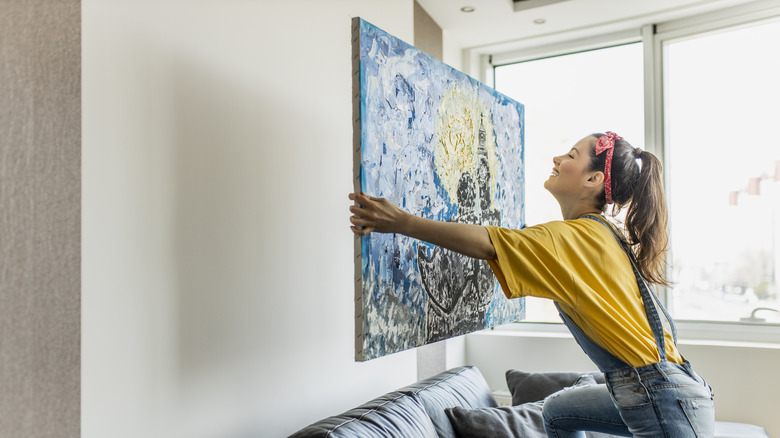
[460,6,475,13]
[533,18,547,24]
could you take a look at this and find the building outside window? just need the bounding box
[665,18,780,324]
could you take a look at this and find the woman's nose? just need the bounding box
[553,156,561,166]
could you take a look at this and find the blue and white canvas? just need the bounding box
[352,18,525,361]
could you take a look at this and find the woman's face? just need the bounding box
[543,136,598,201]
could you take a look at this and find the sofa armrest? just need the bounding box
[288,366,496,438]
[288,392,437,438]
[399,366,498,438]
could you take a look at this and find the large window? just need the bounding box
[491,9,780,327]
[665,19,780,324]
[494,43,644,322]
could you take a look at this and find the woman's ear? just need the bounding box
[585,171,605,188]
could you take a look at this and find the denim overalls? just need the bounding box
[542,215,715,438]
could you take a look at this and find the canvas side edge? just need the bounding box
[351,17,366,362]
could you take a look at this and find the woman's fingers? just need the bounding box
[350,192,374,234]
[349,204,370,215]
[349,192,369,203]
[350,193,379,219]
[349,192,400,235]
[351,225,374,236]
[350,203,374,222]
[350,191,383,206]
[350,214,370,226]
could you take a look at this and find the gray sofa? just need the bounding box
[289,366,768,438]
[288,366,611,438]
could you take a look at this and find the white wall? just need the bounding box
[442,29,463,72]
[82,1,426,437]
[466,330,780,437]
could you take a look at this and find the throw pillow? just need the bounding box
[505,369,604,405]
[446,401,546,438]
[446,375,600,438]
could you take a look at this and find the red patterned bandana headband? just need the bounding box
[595,131,622,205]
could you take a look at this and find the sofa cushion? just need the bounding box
[505,369,605,405]
[399,366,498,438]
[288,392,437,438]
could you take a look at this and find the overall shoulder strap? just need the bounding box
[581,215,679,352]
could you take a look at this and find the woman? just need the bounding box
[349,132,714,437]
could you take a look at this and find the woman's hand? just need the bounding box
[349,192,409,236]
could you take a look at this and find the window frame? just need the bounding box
[482,0,780,341]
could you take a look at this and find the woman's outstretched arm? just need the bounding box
[349,192,497,260]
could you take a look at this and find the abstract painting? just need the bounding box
[352,18,525,361]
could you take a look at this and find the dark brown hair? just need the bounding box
[589,133,669,286]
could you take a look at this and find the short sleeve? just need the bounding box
[485,225,577,305]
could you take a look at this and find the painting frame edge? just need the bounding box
[351,16,366,362]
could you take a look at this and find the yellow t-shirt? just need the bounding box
[486,218,683,367]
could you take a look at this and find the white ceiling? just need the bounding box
[417,0,756,52]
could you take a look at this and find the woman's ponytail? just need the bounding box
[625,150,669,286]
[590,134,669,286]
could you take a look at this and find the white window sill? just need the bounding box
[474,321,780,349]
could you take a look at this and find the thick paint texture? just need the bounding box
[356,19,525,360]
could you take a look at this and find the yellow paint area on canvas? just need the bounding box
[434,85,498,206]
